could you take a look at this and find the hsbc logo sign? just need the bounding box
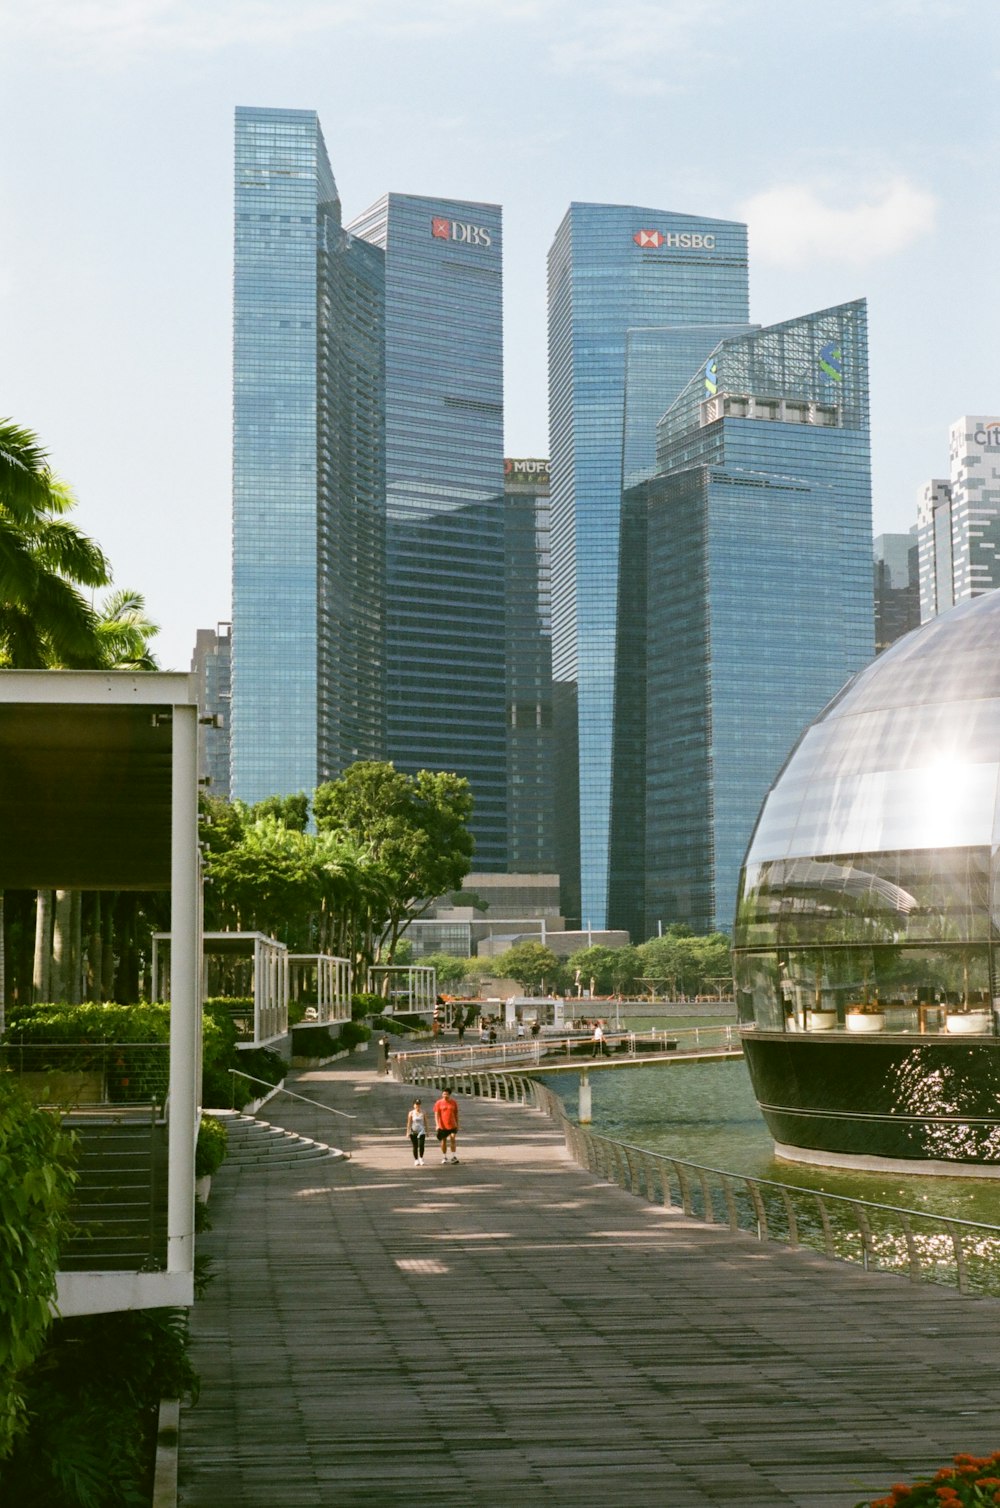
[633,228,716,250]
[431,216,492,248]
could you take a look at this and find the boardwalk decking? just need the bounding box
[179,1058,1000,1507]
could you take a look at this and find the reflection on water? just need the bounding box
[541,1054,1000,1227]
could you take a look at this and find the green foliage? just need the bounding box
[249,791,309,831]
[351,991,383,1019]
[2,1308,197,1506]
[420,952,469,984]
[0,1080,77,1462]
[6,1000,171,1043]
[492,942,561,993]
[313,761,474,963]
[194,1114,228,1178]
[637,931,733,997]
[337,1020,371,1049]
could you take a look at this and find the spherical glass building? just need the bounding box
[734,590,1000,1172]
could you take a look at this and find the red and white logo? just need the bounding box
[431,217,451,240]
[634,229,666,248]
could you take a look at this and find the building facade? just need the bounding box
[917,416,1000,624]
[348,195,507,869]
[547,203,749,926]
[190,623,232,799]
[610,301,875,938]
[504,459,555,873]
[873,531,920,653]
[231,106,385,803]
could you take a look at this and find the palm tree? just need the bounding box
[94,587,160,670]
[0,419,110,667]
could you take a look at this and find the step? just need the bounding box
[205,1110,348,1166]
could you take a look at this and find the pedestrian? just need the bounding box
[591,1022,605,1057]
[488,1023,497,1046]
[433,1086,460,1163]
[530,1019,540,1039]
[406,1098,427,1165]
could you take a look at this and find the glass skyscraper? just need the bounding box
[231,106,385,804]
[348,194,507,869]
[610,301,875,937]
[504,459,555,872]
[548,204,749,926]
[917,416,1000,624]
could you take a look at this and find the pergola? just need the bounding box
[152,931,289,1048]
[367,964,437,1014]
[288,954,352,1023]
[0,671,201,1316]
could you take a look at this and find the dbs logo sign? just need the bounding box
[431,216,492,247]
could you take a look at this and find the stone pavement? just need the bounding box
[179,1057,1000,1507]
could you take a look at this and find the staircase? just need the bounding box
[209,1109,348,1168]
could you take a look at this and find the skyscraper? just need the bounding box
[231,106,385,803]
[503,459,555,872]
[190,623,232,799]
[610,301,875,937]
[548,204,750,926]
[348,195,507,868]
[917,416,1000,623]
[873,531,920,652]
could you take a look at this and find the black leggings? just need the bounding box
[410,1132,425,1160]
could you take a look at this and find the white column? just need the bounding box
[167,702,199,1282]
[578,1070,592,1124]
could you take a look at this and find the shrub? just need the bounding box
[1,1307,198,1506]
[0,1080,77,1463]
[194,1115,228,1178]
[351,991,383,1019]
[855,1452,1000,1506]
[337,1020,371,1050]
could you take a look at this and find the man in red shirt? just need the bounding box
[434,1087,460,1163]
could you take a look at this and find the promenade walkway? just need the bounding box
[179,1056,1000,1507]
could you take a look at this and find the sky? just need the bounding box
[1,0,996,669]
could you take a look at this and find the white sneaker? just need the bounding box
[450,1155,459,1163]
[417,1157,423,1165]
[441,1155,448,1163]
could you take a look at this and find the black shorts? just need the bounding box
[437,1125,455,1142]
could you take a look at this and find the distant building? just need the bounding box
[609,300,875,938]
[504,459,555,873]
[873,531,920,652]
[348,194,507,869]
[547,201,750,927]
[190,623,231,799]
[917,416,1000,622]
[230,106,385,803]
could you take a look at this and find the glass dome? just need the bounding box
[734,590,1000,1037]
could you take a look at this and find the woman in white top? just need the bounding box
[406,1099,427,1165]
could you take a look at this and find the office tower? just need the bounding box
[548,203,750,926]
[873,531,920,652]
[611,300,874,938]
[349,195,507,868]
[190,623,232,799]
[917,417,1000,623]
[231,106,385,804]
[504,459,555,872]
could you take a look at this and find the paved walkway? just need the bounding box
[179,1058,1000,1507]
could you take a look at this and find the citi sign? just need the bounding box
[431,216,492,247]
[973,421,1000,448]
[633,229,716,250]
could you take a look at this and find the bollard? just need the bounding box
[578,1069,592,1124]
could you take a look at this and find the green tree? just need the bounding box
[313,762,474,963]
[420,952,468,985]
[566,945,619,995]
[493,941,560,994]
[93,587,160,670]
[0,420,110,669]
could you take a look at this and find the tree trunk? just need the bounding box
[68,889,83,1005]
[101,896,116,1000]
[51,889,73,1002]
[33,889,53,1003]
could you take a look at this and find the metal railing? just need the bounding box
[397,1065,1000,1298]
[2,1039,170,1109]
[229,1069,356,1156]
[393,1023,741,1078]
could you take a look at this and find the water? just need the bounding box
[541,1034,1000,1228]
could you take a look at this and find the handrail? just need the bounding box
[228,1069,356,1119]
[393,1023,740,1073]
[396,1064,1000,1297]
